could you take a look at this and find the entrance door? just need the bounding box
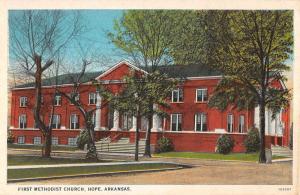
[122,113,133,130]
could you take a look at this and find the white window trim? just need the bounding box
[52,137,59,145]
[170,114,182,131]
[33,136,41,145]
[194,113,207,131]
[70,93,80,105]
[227,114,234,133]
[17,136,25,144]
[19,96,28,107]
[70,114,79,129]
[171,88,183,103]
[89,92,97,105]
[195,88,208,102]
[19,114,27,129]
[68,137,77,146]
[54,95,62,106]
[52,115,61,129]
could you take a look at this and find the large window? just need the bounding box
[122,113,133,130]
[195,113,207,131]
[33,137,41,145]
[20,97,28,107]
[171,88,183,102]
[51,115,61,129]
[171,114,182,131]
[239,115,245,133]
[17,136,25,144]
[89,93,97,104]
[68,137,77,146]
[19,114,27,129]
[52,137,59,145]
[196,88,208,102]
[227,114,234,132]
[54,95,61,106]
[70,114,79,129]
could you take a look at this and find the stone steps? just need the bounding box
[271,145,293,158]
[95,137,147,154]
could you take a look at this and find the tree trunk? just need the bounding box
[43,132,52,158]
[144,115,153,157]
[86,122,98,160]
[259,101,266,163]
[34,55,52,158]
[134,116,140,161]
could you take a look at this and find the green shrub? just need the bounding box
[7,130,15,144]
[156,137,174,153]
[216,134,234,154]
[76,130,90,150]
[244,127,260,153]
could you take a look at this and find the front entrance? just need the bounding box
[122,113,133,131]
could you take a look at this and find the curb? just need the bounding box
[151,156,256,163]
[8,161,193,169]
[7,167,184,183]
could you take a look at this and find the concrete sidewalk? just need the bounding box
[8,161,187,169]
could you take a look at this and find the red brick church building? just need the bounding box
[9,61,291,152]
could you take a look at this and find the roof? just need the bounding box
[154,64,221,78]
[16,71,103,88]
[14,62,221,89]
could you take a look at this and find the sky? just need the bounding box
[8,10,125,73]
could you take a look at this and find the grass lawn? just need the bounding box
[8,163,179,179]
[8,143,77,151]
[153,152,287,162]
[8,155,109,166]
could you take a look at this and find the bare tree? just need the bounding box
[9,10,83,157]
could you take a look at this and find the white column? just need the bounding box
[130,116,137,131]
[94,91,101,131]
[254,105,260,128]
[111,110,120,131]
[152,104,160,132]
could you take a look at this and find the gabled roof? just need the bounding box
[95,60,148,80]
[154,64,221,78]
[16,71,102,88]
[14,61,221,89]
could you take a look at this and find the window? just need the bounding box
[172,88,183,102]
[33,137,41,145]
[239,115,245,133]
[70,93,80,105]
[51,115,61,129]
[195,113,207,131]
[52,137,59,145]
[20,97,28,107]
[196,88,208,102]
[17,136,25,144]
[68,137,77,146]
[19,115,27,129]
[89,93,97,104]
[70,114,79,129]
[171,114,182,131]
[227,114,234,132]
[54,95,61,106]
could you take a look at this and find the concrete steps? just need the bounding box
[95,138,147,154]
[271,145,293,158]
